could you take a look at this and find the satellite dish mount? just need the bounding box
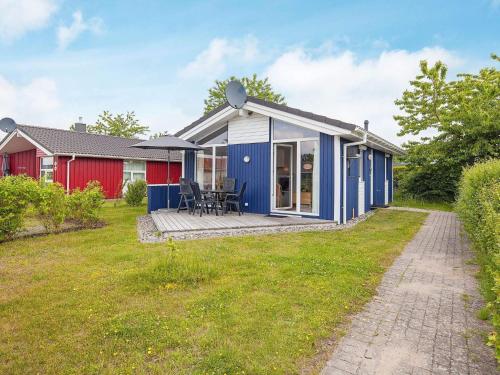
[0,118,17,133]
[225,80,247,109]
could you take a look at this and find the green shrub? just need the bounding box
[67,181,105,226]
[124,179,147,206]
[456,159,500,361]
[0,175,39,241]
[34,182,67,232]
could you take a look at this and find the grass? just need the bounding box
[0,203,427,374]
[391,191,454,212]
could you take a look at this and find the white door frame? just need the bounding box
[273,143,294,210]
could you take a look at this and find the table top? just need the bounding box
[202,189,231,194]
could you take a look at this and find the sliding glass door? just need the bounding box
[272,120,320,215]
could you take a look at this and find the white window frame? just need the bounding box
[195,144,228,190]
[270,119,320,216]
[40,156,54,183]
[123,160,147,189]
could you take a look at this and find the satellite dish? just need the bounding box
[0,118,17,133]
[225,80,247,109]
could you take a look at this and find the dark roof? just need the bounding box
[174,96,358,137]
[14,124,182,161]
[175,102,231,137]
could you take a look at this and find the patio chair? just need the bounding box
[177,178,193,213]
[190,181,218,217]
[223,182,247,216]
[222,177,236,193]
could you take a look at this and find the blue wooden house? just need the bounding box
[151,97,402,224]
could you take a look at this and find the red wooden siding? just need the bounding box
[0,154,3,177]
[146,161,182,184]
[9,149,37,178]
[55,156,124,199]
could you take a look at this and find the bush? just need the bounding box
[0,175,39,241]
[34,182,67,232]
[124,179,147,206]
[398,164,458,202]
[67,181,105,226]
[456,159,500,361]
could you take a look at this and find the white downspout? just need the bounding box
[342,130,367,224]
[66,154,76,193]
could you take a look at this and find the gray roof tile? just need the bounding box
[15,125,182,161]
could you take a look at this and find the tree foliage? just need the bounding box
[84,111,149,138]
[204,74,286,114]
[394,54,500,201]
[149,131,169,139]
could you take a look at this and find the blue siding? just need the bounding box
[319,133,334,220]
[363,148,372,212]
[387,155,393,202]
[346,154,359,221]
[227,142,270,214]
[373,149,386,206]
[147,185,180,213]
[184,150,196,180]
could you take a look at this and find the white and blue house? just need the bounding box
[151,97,402,224]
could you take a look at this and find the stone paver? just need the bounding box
[322,211,497,375]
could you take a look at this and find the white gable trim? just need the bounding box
[243,101,350,136]
[0,129,53,156]
[179,106,238,140]
[176,101,404,156]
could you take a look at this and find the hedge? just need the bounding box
[456,159,500,361]
[0,177,105,240]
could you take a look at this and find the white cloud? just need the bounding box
[0,75,60,136]
[0,0,57,42]
[180,35,259,79]
[265,46,463,145]
[57,10,103,50]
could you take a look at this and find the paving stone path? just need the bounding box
[322,210,497,375]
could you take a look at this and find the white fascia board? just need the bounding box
[243,101,350,136]
[0,131,17,152]
[366,134,404,155]
[178,107,238,140]
[0,129,53,156]
[55,153,182,162]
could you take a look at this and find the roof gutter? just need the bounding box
[342,130,367,224]
[66,154,76,194]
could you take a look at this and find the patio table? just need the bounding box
[201,189,235,214]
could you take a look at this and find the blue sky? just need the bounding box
[0,0,498,144]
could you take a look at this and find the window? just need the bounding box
[196,148,213,190]
[273,119,319,140]
[196,146,228,190]
[40,157,54,183]
[123,160,146,190]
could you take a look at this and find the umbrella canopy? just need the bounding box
[130,135,202,151]
[130,135,202,210]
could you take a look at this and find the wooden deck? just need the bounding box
[151,209,331,233]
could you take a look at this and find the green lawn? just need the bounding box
[391,191,454,212]
[0,203,427,374]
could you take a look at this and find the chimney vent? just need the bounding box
[364,120,369,131]
[74,122,87,132]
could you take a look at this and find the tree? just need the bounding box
[73,111,149,138]
[394,54,500,201]
[204,74,286,114]
[149,131,169,139]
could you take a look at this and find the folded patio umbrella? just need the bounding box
[130,136,202,210]
[2,153,9,176]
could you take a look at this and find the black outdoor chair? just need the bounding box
[190,182,218,217]
[177,178,193,213]
[223,182,247,216]
[222,177,236,193]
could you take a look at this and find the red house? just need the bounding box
[0,123,182,198]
